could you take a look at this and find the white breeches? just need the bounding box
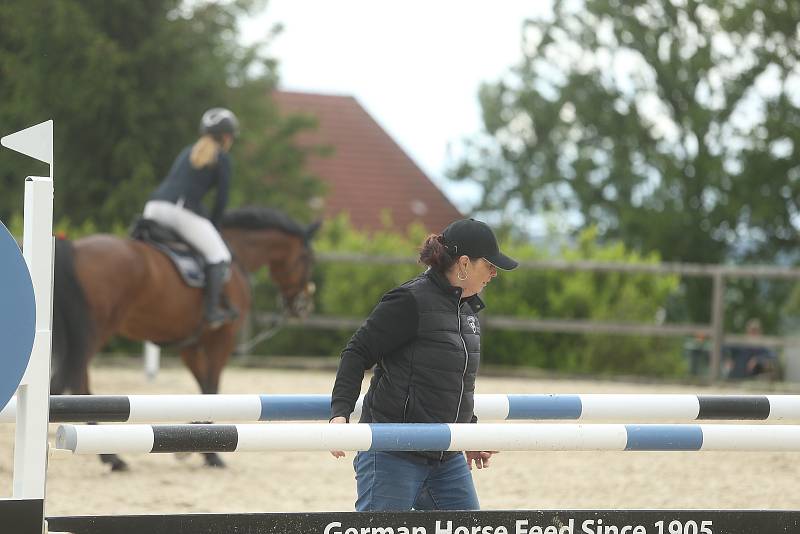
[143,200,231,263]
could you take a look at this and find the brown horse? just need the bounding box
[51,207,318,471]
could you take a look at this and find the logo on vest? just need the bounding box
[466,316,477,334]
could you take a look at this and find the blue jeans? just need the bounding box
[354,451,480,511]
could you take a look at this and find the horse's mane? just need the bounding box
[220,206,307,238]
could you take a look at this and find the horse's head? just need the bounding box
[220,208,321,319]
[269,220,321,318]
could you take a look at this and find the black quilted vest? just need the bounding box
[362,270,484,459]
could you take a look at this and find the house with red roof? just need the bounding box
[272,90,463,233]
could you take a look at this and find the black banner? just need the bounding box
[48,510,800,534]
[0,498,43,534]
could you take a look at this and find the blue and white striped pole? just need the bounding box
[6,393,800,423]
[55,422,800,454]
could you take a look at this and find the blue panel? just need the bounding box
[259,395,331,421]
[369,423,451,451]
[625,425,703,451]
[507,394,582,419]
[0,221,36,412]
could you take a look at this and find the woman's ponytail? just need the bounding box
[419,234,455,273]
[189,135,221,169]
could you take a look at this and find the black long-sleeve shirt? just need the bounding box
[331,287,418,421]
[149,145,231,225]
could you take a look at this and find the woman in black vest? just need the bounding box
[143,107,238,328]
[329,218,518,511]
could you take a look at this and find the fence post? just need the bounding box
[709,272,725,382]
[143,342,160,382]
[237,311,253,357]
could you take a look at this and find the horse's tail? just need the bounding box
[51,238,92,394]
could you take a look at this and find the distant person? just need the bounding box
[723,318,778,378]
[743,318,778,377]
[143,107,239,328]
[329,218,518,511]
[745,318,763,337]
[684,331,710,376]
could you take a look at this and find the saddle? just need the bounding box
[129,218,206,288]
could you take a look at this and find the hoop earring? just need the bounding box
[457,270,468,281]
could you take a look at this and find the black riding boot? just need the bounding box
[204,262,238,329]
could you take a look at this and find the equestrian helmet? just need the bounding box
[199,108,239,138]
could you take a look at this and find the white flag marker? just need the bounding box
[1,120,53,168]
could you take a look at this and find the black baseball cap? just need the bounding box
[442,219,518,271]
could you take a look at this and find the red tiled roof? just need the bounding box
[272,90,463,233]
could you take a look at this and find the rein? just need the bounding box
[234,311,288,355]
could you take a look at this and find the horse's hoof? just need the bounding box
[204,455,226,468]
[110,460,129,472]
[100,453,129,472]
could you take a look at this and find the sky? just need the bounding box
[241,1,551,213]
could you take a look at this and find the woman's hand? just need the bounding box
[329,416,347,458]
[465,450,498,470]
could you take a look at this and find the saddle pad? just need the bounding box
[130,218,206,288]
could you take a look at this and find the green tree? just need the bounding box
[452,0,800,327]
[0,0,324,228]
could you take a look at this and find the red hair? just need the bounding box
[418,234,456,273]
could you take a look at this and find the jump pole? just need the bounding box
[54,422,800,454]
[4,393,800,423]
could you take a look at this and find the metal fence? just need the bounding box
[252,253,800,382]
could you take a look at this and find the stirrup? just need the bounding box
[205,307,238,329]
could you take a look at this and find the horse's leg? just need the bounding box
[200,327,236,395]
[181,328,236,468]
[201,328,237,468]
[82,336,129,472]
[61,362,129,471]
[180,345,208,391]
[179,344,225,468]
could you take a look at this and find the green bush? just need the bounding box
[482,228,683,375]
[254,217,685,377]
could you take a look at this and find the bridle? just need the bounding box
[268,244,315,316]
[233,244,315,355]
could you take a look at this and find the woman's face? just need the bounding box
[458,257,498,298]
[221,133,235,152]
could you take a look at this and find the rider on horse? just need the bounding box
[142,107,239,328]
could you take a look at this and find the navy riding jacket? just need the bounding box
[149,145,231,226]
